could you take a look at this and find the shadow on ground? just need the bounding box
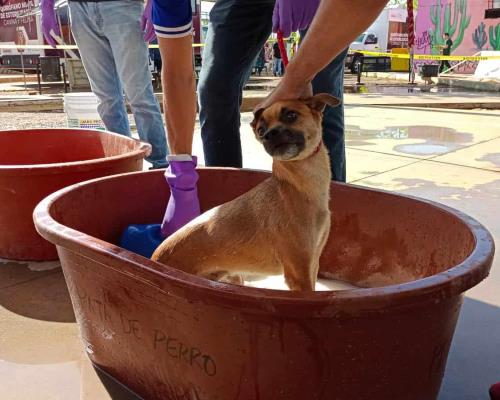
[0,265,75,323]
[439,298,500,400]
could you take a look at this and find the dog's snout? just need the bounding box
[263,127,280,141]
[261,124,306,160]
[263,126,295,141]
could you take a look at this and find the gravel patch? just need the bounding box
[0,112,67,130]
[0,112,136,131]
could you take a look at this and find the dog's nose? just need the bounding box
[263,127,281,141]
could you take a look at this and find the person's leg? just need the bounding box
[277,58,283,76]
[100,1,168,168]
[439,61,444,73]
[198,0,275,168]
[300,29,348,182]
[68,2,130,136]
[313,49,348,182]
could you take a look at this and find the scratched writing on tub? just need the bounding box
[73,283,113,323]
[153,329,217,377]
[68,280,217,377]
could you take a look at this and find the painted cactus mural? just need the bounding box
[472,22,487,50]
[489,23,500,50]
[429,0,471,54]
[416,0,500,74]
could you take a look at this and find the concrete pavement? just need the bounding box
[0,105,499,399]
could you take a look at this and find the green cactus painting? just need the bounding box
[429,0,471,55]
[490,23,500,51]
[472,22,487,50]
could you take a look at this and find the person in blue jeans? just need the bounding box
[272,41,283,77]
[198,0,348,181]
[301,29,349,182]
[40,0,168,169]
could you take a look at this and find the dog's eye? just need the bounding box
[257,127,265,137]
[285,111,298,123]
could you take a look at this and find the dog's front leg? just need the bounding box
[282,253,318,291]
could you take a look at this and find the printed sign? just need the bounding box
[0,0,39,54]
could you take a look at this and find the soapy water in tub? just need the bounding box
[245,275,358,291]
[163,208,359,291]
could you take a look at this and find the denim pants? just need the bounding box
[273,57,282,76]
[198,0,348,181]
[69,1,168,168]
[302,29,349,182]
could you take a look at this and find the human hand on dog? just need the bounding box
[255,77,312,115]
[258,0,388,115]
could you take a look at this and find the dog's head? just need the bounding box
[251,94,340,161]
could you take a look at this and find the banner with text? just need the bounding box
[0,0,40,55]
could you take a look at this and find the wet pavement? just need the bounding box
[1,105,499,399]
[345,84,500,96]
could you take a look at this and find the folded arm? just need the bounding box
[259,0,388,108]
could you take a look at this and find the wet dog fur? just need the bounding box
[152,94,340,291]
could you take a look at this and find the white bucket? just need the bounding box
[63,92,106,130]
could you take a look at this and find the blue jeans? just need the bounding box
[273,57,282,76]
[198,0,348,181]
[69,1,168,168]
[302,29,348,182]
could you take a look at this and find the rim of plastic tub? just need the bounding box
[0,128,151,173]
[33,168,495,316]
[63,93,99,98]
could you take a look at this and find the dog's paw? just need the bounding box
[285,275,315,292]
[202,271,245,286]
[218,273,244,286]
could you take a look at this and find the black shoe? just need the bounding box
[149,164,168,170]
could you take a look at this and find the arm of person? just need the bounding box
[258,0,388,109]
[159,35,196,155]
[154,0,196,155]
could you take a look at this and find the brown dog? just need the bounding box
[152,94,340,291]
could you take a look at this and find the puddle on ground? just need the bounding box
[244,82,500,95]
[0,257,61,272]
[0,356,141,399]
[345,84,500,96]
[0,259,138,399]
[346,125,474,156]
[476,152,500,168]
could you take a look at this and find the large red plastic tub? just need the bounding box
[34,169,494,400]
[0,129,150,261]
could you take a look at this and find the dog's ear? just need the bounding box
[251,107,265,130]
[305,93,341,112]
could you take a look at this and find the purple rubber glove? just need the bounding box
[272,0,321,38]
[161,156,201,238]
[142,0,156,43]
[40,0,61,48]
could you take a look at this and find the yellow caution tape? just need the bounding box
[352,50,408,58]
[0,43,205,50]
[351,50,500,61]
[2,44,499,61]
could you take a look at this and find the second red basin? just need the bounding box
[0,128,150,261]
